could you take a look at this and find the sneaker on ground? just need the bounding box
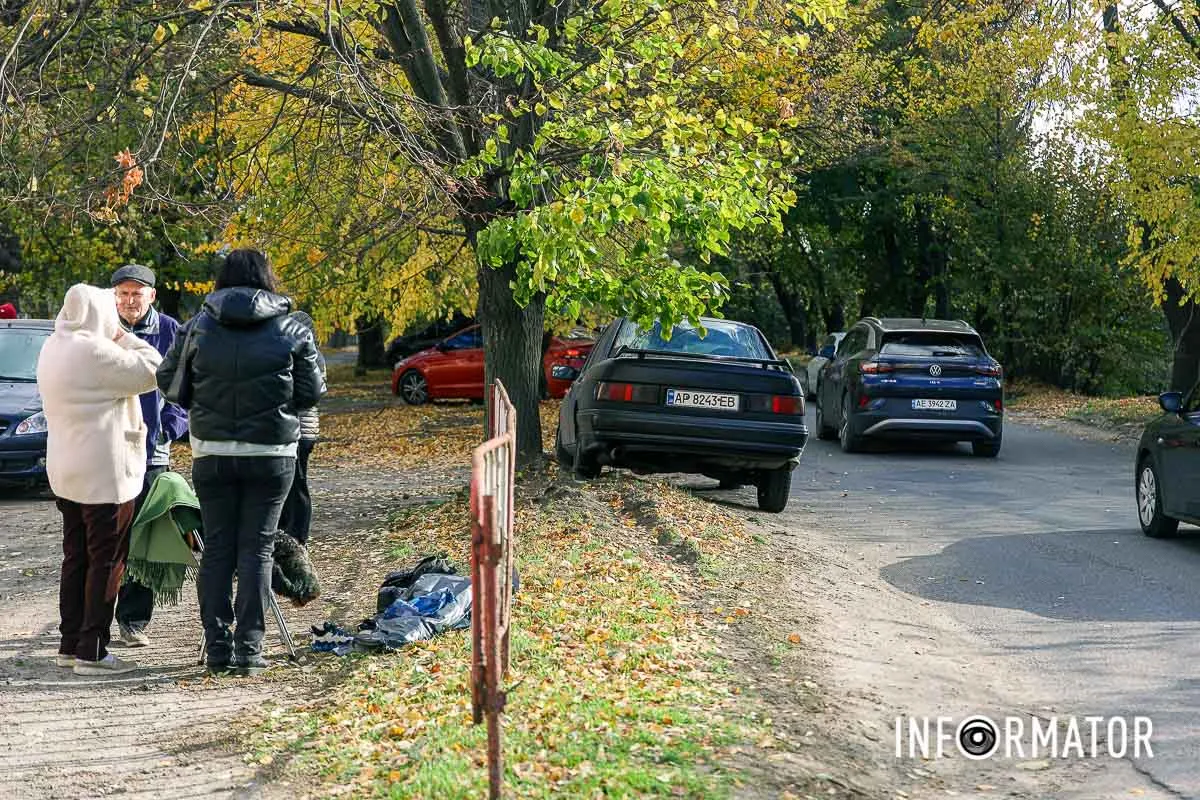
[55,653,78,668]
[73,653,138,676]
[119,624,150,647]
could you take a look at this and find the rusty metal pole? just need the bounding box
[482,495,504,799]
[470,468,485,724]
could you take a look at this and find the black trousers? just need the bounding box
[192,455,294,665]
[58,499,136,662]
[277,438,315,545]
[115,465,167,631]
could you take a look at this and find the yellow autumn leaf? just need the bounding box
[153,24,167,44]
[787,633,802,644]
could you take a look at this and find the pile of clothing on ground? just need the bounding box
[312,555,475,656]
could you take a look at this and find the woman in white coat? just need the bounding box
[37,284,162,675]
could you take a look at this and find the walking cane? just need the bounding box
[192,531,299,666]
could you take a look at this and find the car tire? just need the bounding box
[572,435,601,480]
[839,394,862,453]
[398,370,429,405]
[1137,458,1179,538]
[972,437,1002,458]
[554,427,572,469]
[757,468,791,513]
[540,373,550,401]
[815,389,836,440]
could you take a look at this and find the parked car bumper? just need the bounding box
[580,408,808,469]
[850,406,1002,442]
[0,434,48,484]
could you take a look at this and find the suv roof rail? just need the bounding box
[862,316,881,325]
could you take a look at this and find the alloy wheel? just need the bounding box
[400,371,428,405]
[1138,466,1157,528]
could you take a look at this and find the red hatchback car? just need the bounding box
[391,325,594,404]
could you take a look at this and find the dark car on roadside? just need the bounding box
[815,317,1004,456]
[1134,387,1200,538]
[555,317,808,512]
[0,319,54,487]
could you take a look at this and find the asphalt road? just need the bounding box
[791,408,1200,796]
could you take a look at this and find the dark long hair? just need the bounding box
[215,249,277,292]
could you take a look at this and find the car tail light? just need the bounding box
[858,393,870,409]
[975,364,1002,377]
[564,349,582,357]
[746,394,805,414]
[596,382,657,403]
[860,361,894,374]
[772,395,804,415]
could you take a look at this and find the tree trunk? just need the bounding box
[766,270,807,350]
[355,315,387,374]
[478,259,546,466]
[1163,279,1200,393]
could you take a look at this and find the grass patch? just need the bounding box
[1005,379,1158,432]
[248,479,757,798]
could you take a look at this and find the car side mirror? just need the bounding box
[1160,391,1183,414]
[819,345,835,359]
[436,341,450,352]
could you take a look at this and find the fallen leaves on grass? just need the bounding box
[247,474,758,799]
[1006,379,1157,431]
[315,403,484,471]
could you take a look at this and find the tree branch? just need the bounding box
[378,0,468,160]
[1152,0,1200,59]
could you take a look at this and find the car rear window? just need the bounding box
[616,320,771,360]
[0,329,50,381]
[879,332,985,358]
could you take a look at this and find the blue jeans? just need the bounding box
[192,455,294,664]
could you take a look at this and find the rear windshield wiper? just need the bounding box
[0,375,35,382]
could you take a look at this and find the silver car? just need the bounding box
[803,332,844,399]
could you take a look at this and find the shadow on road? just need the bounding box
[880,528,1200,622]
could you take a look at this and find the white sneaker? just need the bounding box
[119,624,150,647]
[73,653,137,676]
[55,654,78,668]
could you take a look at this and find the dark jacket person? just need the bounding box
[157,249,323,675]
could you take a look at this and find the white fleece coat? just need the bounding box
[37,284,163,504]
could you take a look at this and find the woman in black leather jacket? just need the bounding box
[158,249,324,675]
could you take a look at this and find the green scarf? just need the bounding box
[125,471,202,605]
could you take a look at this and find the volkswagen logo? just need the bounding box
[929,365,943,377]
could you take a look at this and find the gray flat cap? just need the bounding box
[110,263,156,288]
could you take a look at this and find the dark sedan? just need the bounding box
[0,319,53,487]
[555,317,808,512]
[1135,388,1200,538]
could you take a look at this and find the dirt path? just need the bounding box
[0,460,463,800]
[692,480,1176,800]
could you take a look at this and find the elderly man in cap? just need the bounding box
[111,264,189,646]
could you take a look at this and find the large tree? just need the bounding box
[3,0,843,463]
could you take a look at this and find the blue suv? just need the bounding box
[814,318,1004,457]
[0,319,53,486]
